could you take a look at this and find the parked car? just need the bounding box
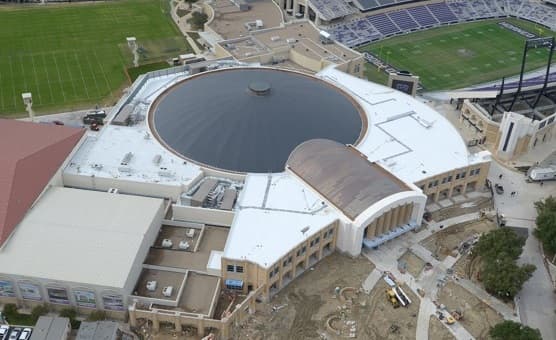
[18,328,31,340]
[8,328,21,340]
[0,325,10,340]
[494,184,504,195]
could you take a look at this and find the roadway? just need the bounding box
[488,160,556,340]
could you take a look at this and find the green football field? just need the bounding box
[359,19,555,91]
[0,0,189,116]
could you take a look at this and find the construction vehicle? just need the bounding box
[446,315,456,325]
[394,286,411,307]
[451,310,463,321]
[385,289,400,308]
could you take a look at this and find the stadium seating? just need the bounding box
[330,0,556,48]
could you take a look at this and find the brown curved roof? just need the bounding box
[0,119,84,247]
[286,139,410,220]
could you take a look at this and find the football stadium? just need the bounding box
[0,0,555,339]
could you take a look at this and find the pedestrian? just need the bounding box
[499,174,503,179]
[540,181,544,186]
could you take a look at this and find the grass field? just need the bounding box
[359,19,555,91]
[0,0,190,116]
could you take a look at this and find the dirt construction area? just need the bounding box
[420,218,497,260]
[430,196,492,221]
[398,250,425,278]
[429,316,456,340]
[231,252,418,340]
[437,282,503,340]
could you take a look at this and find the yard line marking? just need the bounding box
[50,52,67,102]
[38,53,55,105]
[84,52,101,98]
[92,49,111,90]
[73,52,90,99]
[29,54,43,104]
[61,52,78,99]
[8,56,17,109]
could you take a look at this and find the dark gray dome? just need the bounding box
[150,68,364,173]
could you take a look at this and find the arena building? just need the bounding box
[0,64,490,338]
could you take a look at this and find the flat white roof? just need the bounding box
[223,173,338,268]
[65,74,202,188]
[0,187,164,288]
[318,68,490,183]
[224,208,337,268]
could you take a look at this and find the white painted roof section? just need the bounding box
[223,208,337,268]
[238,173,327,213]
[317,68,488,183]
[65,126,202,186]
[0,187,163,288]
[64,73,202,187]
[224,173,338,268]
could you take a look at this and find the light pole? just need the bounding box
[21,92,34,122]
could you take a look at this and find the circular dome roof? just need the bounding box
[150,68,364,173]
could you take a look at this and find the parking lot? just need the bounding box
[0,325,32,340]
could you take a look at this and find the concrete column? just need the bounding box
[152,315,160,333]
[404,204,413,223]
[390,206,401,231]
[128,307,137,328]
[287,0,293,10]
[293,0,298,13]
[366,220,378,238]
[198,316,205,337]
[383,209,393,233]
[376,214,385,236]
[304,4,308,18]
[174,312,181,332]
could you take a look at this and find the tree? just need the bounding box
[481,258,535,300]
[184,0,197,9]
[187,11,208,30]
[474,228,525,261]
[30,304,49,322]
[535,196,556,258]
[490,320,542,340]
[59,308,80,329]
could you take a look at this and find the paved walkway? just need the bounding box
[361,268,382,294]
[458,279,519,321]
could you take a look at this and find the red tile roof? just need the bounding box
[0,119,85,247]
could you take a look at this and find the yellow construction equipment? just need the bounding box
[385,289,400,308]
[446,315,456,325]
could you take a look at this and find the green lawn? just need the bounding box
[0,0,190,116]
[358,19,555,91]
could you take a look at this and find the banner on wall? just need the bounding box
[0,280,16,298]
[102,294,124,311]
[18,282,42,301]
[47,287,70,305]
[74,289,96,308]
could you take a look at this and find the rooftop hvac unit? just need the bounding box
[178,240,190,250]
[186,228,196,238]
[118,166,133,173]
[286,38,296,44]
[121,152,133,166]
[161,239,173,248]
[162,286,173,297]
[270,36,280,41]
[153,154,162,165]
[146,281,157,292]
[91,163,103,170]
[107,188,119,194]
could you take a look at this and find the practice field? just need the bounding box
[0,0,190,116]
[359,19,554,91]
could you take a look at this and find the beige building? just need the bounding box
[460,100,555,161]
